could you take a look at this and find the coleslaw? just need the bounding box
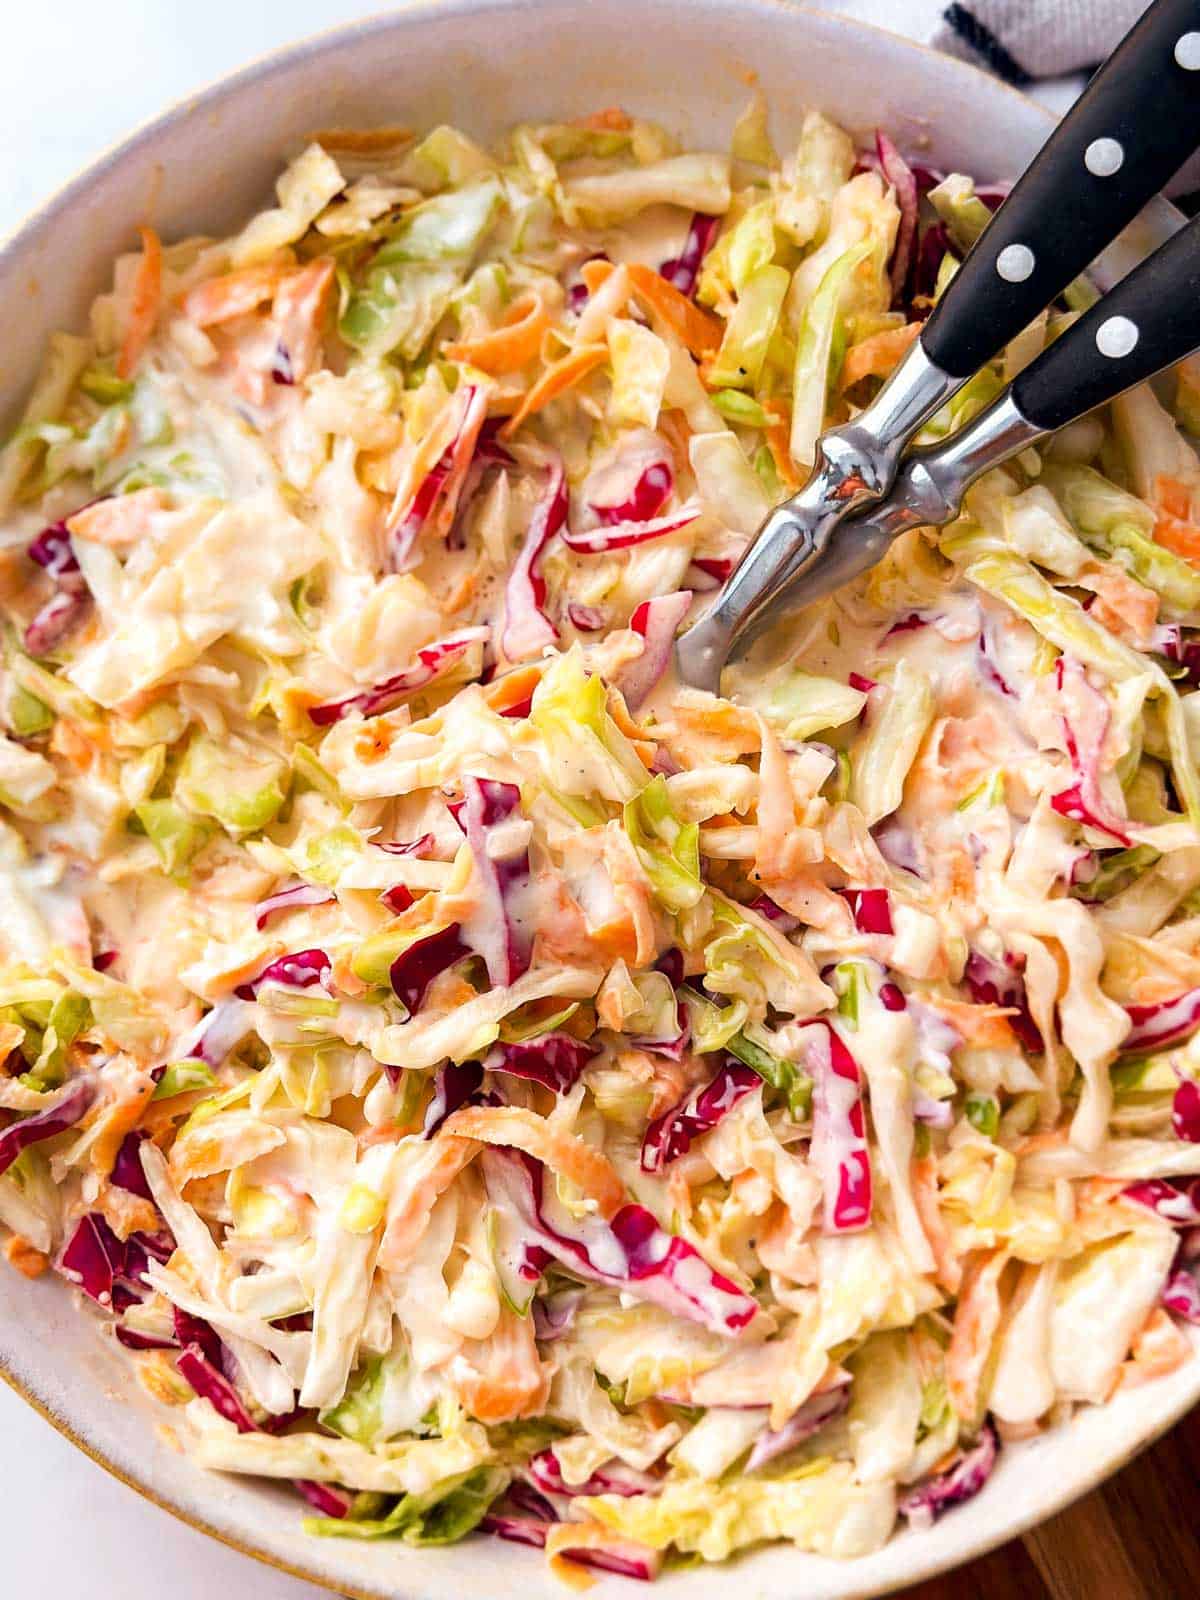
[1,91,1199,1580]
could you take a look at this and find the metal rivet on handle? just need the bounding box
[1176,31,1200,69]
[996,243,1035,283]
[1084,137,1124,177]
[1096,315,1139,358]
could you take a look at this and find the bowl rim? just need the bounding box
[1,6,1191,1596]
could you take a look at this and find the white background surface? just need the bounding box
[0,2,991,1596]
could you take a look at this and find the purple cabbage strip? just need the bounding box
[24,517,92,655]
[561,501,702,555]
[589,460,674,526]
[111,1130,154,1201]
[293,1479,352,1518]
[177,1345,260,1433]
[254,882,335,930]
[1173,1079,1200,1144]
[1124,1178,1200,1224]
[307,627,488,726]
[0,1076,96,1178]
[529,1447,659,1499]
[389,923,471,1014]
[484,1034,597,1094]
[422,1060,484,1137]
[641,1060,759,1173]
[176,997,255,1067]
[568,602,607,632]
[875,130,917,300]
[617,590,693,712]
[502,456,567,662]
[963,949,1042,1054]
[59,1213,126,1307]
[1123,987,1200,1055]
[659,213,721,299]
[746,1385,851,1472]
[532,1285,585,1342]
[481,1149,759,1336]
[839,886,894,936]
[236,948,331,999]
[455,776,533,987]
[747,893,801,934]
[898,1420,999,1530]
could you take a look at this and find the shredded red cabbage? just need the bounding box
[502,456,567,661]
[963,949,1042,1054]
[176,997,255,1067]
[839,887,894,936]
[111,1130,154,1201]
[1050,658,1132,845]
[875,131,917,301]
[531,1285,585,1342]
[567,602,607,632]
[389,923,471,1013]
[307,626,488,725]
[1163,1251,1200,1323]
[25,517,92,655]
[561,500,702,555]
[294,1479,352,1517]
[177,1345,260,1432]
[59,1213,126,1306]
[641,1060,759,1172]
[1173,1078,1200,1143]
[1123,988,1200,1055]
[659,213,721,299]
[0,1076,95,1178]
[1123,1178,1200,1224]
[528,1448,659,1499]
[898,1421,999,1529]
[482,1149,759,1335]
[617,590,693,712]
[423,1060,484,1137]
[484,1033,597,1093]
[254,882,334,930]
[746,1385,851,1471]
[805,1022,873,1232]
[589,461,674,526]
[455,776,533,986]
[388,384,487,568]
[236,948,331,999]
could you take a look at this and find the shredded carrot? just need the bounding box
[181,262,291,328]
[581,257,722,359]
[839,321,921,390]
[444,293,552,375]
[656,408,692,478]
[483,663,543,715]
[117,226,164,380]
[912,1155,961,1294]
[946,1249,1009,1420]
[575,107,633,132]
[444,1104,627,1218]
[67,487,170,548]
[923,994,1024,1050]
[762,400,802,493]
[1155,513,1200,566]
[378,1134,481,1269]
[270,257,336,384]
[498,343,607,440]
[1115,1306,1191,1391]
[1154,473,1194,521]
[451,1302,551,1423]
[91,1077,157,1178]
[4,1235,48,1279]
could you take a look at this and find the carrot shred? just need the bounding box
[946,1249,1010,1420]
[67,487,170,547]
[1155,513,1200,565]
[575,107,633,132]
[117,226,163,380]
[762,399,801,493]
[839,321,921,390]
[581,258,722,359]
[483,663,543,714]
[269,257,336,384]
[444,292,553,376]
[181,262,291,328]
[1153,473,1194,521]
[498,343,607,440]
[4,1235,48,1279]
[444,1104,627,1218]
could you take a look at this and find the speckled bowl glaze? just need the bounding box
[0,5,1194,1595]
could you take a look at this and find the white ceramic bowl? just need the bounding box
[0,6,1196,1596]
